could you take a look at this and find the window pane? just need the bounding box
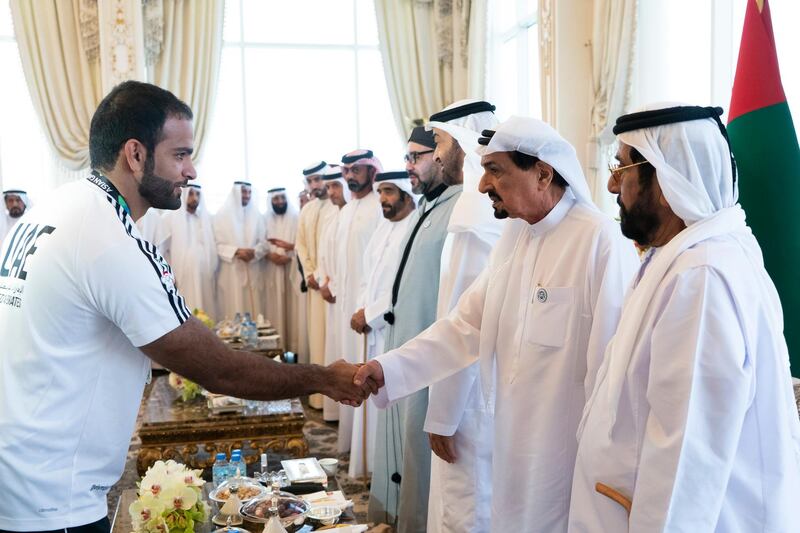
[771,0,800,125]
[242,0,354,45]
[493,0,517,35]
[636,0,712,106]
[490,36,519,120]
[526,25,542,119]
[243,47,358,198]
[357,49,404,170]
[223,0,241,43]
[0,42,53,198]
[0,0,12,38]
[356,0,379,46]
[195,46,246,214]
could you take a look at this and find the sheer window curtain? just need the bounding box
[10,0,223,188]
[151,0,224,165]
[10,0,102,171]
[588,0,637,213]
[375,0,488,141]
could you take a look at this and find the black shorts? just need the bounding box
[0,516,110,533]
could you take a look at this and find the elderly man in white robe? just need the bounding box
[159,184,219,318]
[264,187,299,345]
[397,100,503,533]
[295,161,329,404]
[333,150,384,452]
[570,104,800,533]
[213,181,267,320]
[2,189,31,243]
[421,100,506,533]
[318,168,350,421]
[349,171,416,480]
[353,116,639,532]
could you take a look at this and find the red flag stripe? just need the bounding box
[728,0,787,123]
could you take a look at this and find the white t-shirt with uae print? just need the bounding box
[0,173,190,531]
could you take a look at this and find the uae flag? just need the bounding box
[728,0,800,375]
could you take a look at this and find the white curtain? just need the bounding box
[588,0,637,213]
[11,0,223,181]
[151,0,224,165]
[375,0,488,140]
[10,0,102,171]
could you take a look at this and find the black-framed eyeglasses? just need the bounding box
[404,150,434,164]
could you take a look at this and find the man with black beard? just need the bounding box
[296,160,330,378]
[264,187,299,351]
[1,189,31,243]
[333,149,384,452]
[406,126,442,196]
[0,81,373,533]
[159,184,219,318]
[367,125,464,528]
[349,171,416,480]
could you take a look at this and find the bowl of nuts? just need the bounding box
[240,491,311,530]
[209,478,267,503]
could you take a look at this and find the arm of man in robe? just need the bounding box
[253,218,269,262]
[141,316,377,403]
[582,226,640,399]
[295,211,316,282]
[627,267,753,531]
[353,266,490,408]
[425,230,495,463]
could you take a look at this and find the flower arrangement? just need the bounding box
[166,309,215,402]
[129,460,209,533]
[168,372,202,402]
[193,308,215,329]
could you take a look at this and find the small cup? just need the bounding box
[308,505,342,526]
[318,458,338,477]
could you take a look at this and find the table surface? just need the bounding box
[112,481,356,533]
[141,375,305,427]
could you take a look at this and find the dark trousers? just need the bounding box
[0,516,110,533]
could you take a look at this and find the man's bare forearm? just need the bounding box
[142,318,336,401]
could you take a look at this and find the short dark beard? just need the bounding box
[272,203,288,215]
[381,198,404,219]
[347,178,371,192]
[440,143,465,186]
[138,155,181,209]
[313,187,326,198]
[618,188,660,245]
[8,207,24,218]
[487,192,508,219]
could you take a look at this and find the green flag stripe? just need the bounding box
[729,101,800,375]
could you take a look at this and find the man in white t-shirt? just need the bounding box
[0,81,374,533]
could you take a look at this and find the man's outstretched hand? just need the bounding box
[353,360,385,395]
[324,360,378,406]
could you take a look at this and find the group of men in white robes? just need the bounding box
[159,184,219,318]
[122,181,306,364]
[351,102,800,533]
[1,189,31,244]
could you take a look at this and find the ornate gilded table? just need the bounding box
[137,375,308,476]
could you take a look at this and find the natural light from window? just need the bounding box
[196,0,403,213]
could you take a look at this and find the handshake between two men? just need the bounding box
[324,359,386,407]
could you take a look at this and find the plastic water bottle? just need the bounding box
[243,320,259,349]
[212,452,229,487]
[229,450,247,479]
